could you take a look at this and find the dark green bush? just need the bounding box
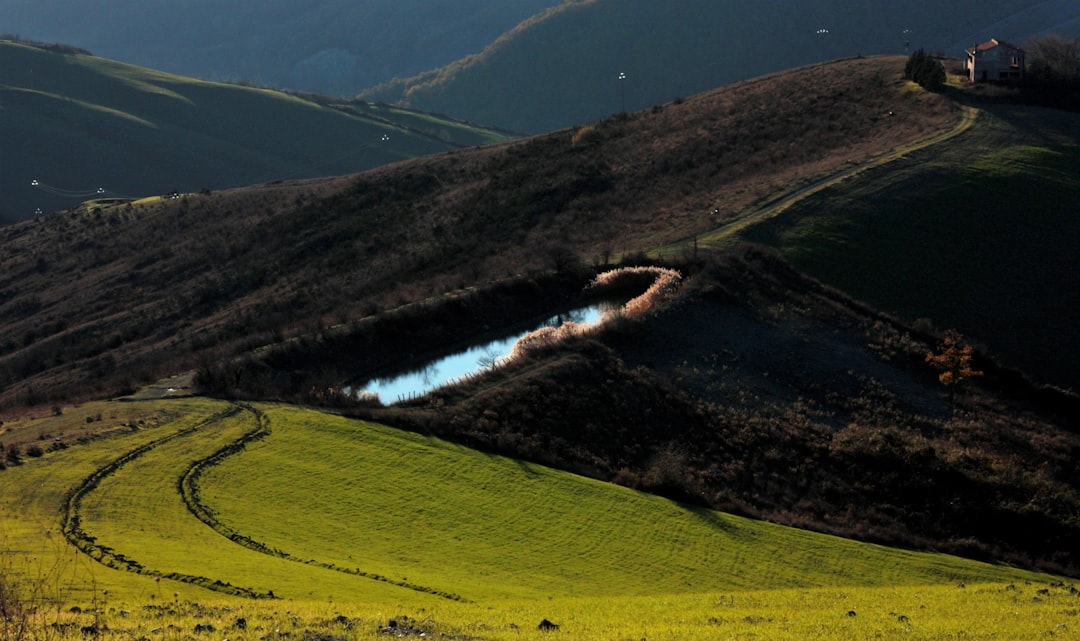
[905,49,945,90]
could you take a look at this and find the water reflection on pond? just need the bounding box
[356,302,618,404]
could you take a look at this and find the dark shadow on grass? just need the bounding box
[681,504,737,534]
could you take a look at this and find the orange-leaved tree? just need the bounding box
[925,329,983,400]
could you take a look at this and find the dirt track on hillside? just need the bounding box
[686,104,980,250]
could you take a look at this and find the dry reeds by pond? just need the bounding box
[509,267,682,360]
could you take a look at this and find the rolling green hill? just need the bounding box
[0,39,511,222]
[357,0,1080,133]
[0,398,1069,640]
[197,404,1053,598]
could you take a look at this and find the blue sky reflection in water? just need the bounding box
[358,303,617,404]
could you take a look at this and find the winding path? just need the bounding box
[179,404,468,601]
[60,400,465,601]
[669,103,980,252]
[59,404,274,598]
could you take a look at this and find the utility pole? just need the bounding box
[618,72,627,113]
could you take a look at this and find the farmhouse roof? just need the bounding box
[966,38,1025,55]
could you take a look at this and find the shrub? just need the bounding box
[925,330,983,392]
[0,565,28,640]
[570,124,599,148]
[905,49,945,90]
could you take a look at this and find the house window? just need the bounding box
[1011,56,1020,68]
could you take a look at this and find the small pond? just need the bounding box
[354,302,619,404]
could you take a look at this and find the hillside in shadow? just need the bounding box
[746,101,1080,392]
[0,0,560,95]
[0,56,952,406]
[359,0,1080,133]
[0,40,510,222]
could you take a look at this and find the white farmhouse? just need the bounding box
[965,38,1025,83]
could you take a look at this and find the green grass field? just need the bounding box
[1,398,1075,639]
[744,102,1080,391]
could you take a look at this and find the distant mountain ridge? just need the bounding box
[6,2,1078,135]
[359,0,1080,133]
[0,40,510,222]
[946,0,1080,51]
[0,0,561,96]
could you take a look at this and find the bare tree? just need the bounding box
[1025,34,1080,83]
[547,244,581,275]
[477,347,502,373]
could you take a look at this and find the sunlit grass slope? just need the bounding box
[196,404,1051,601]
[0,397,243,603]
[0,40,509,222]
[0,399,440,606]
[0,398,1073,639]
[75,407,418,602]
[6,579,1079,640]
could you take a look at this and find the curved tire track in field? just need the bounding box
[59,404,276,599]
[178,403,468,602]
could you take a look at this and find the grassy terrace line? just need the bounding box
[177,404,278,557]
[177,403,468,601]
[58,404,273,599]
